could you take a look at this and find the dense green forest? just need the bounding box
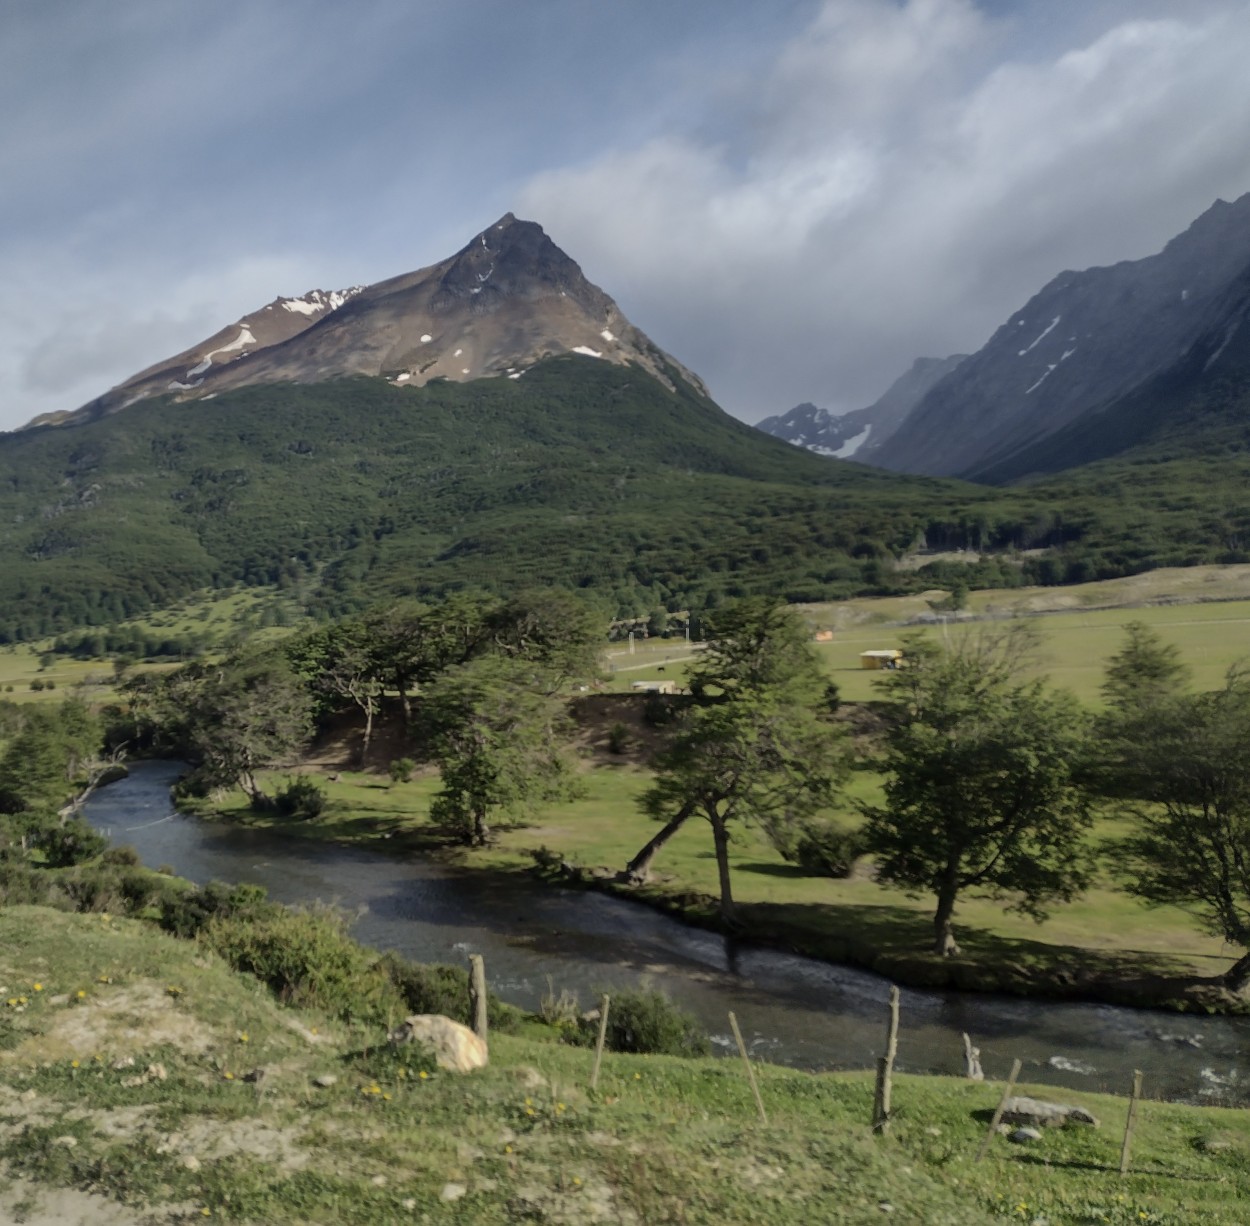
[1,356,1248,641]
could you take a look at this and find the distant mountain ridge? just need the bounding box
[30,213,706,428]
[755,355,966,461]
[876,193,1250,480]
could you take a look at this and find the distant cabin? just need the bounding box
[631,680,678,694]
[859,649,903,670]
[813,630,834,642]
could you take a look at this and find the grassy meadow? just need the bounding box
[4,906,1250,1225]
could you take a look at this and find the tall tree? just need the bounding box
[421,655,578,846]
[181,652,313,808]
[1103,665,1250,990]
[631,598,848,916]
[863,629,1093,956]
[1100,621,1190,714]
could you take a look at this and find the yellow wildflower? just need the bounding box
[223,1071,234,1080]
[32,983,42,992]
[418,1070,429,1080]
[71,1060,80,1068]
[76,990,86,999]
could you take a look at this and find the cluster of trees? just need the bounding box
[0,699,111,867]
[125,588,604,845]
[626,609,1250,990]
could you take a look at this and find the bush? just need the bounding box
[379,954,522,1033]
[791,821,867,878]
[388,757,415,784]
[159,880,277,940]
[34,817,108,868]
[606,722,630,754]
[577,987,709,1056]
[203,903,405,1024]
[101,844,142,867]
[272,776,326,820]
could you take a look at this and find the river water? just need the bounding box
[83,761,1247,1105]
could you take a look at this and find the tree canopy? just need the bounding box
[863,628,1094,956]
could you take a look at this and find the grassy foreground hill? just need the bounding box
[3,906,1250,1225]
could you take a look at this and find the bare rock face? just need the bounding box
[999,1096,1099,1129]
[389,1014,488,1074]
[46,214,706,427]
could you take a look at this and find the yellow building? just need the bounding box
[859,649,903,670]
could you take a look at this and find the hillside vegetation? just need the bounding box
[5,358,1250,641]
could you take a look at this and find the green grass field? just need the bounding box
[3,905,1250,1224]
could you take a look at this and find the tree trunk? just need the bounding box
[472,804,490,847]
[710,808,735,924]
[359,698,375,769]
[1223,949,1250,992]
[620,803,695,884]
[933,879,960,957]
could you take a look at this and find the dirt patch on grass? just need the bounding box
[8,984,217,1065]
[0,1178,156,1226]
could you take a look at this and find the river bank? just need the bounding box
[165,759,1250,1018]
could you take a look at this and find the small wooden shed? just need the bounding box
[859,649,904,670]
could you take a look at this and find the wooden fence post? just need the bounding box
[1119,1070,1143,1176]
[590,994,611,1091]
[962,1033,984,1081]
[728,1011,767,1123]
[975,1057,1022,1162]
[872,985,901,1133]
[468,954,488,1045]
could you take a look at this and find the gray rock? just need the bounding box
[1009,1127,1043,1144]
[1000,1096,1099,1129]
[441,1182,467,1202]
[313,1073,337,1088]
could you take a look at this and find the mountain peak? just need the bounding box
[42,216,708,426]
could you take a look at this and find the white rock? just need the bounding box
[313,1073,337,1088]
[52,1135,77,1148]
[389,1014,488,1073]
[440,1182,467,1202]
[181,1155,201,1171]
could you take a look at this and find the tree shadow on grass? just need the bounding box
[736,861,811,880]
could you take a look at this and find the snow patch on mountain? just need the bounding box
[572,346,603,358]
[1018,316,1061,356]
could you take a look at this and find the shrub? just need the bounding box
[203,903,405,1024]
[273,776,326,820]
[606,722,630,754]
[101,844,142,867]
[159,880,277,940]
[790,821,867,878]
[34,817,108,868]
[379,954,522,1033]
[28,679,45,692]
[577,987,709,1056]
[388,757,415,784]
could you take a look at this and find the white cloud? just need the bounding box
[519,0,1250,420]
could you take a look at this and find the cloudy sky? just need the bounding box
[4,0,1250,432]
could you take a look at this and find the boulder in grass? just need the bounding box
[1000,1096,1099,1129]
[389,1014,488,1073]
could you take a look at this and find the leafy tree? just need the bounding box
[1100,620,1190,714]
[421,656,579,846]
[360,595,492,722]
[181,652,313,808]
[862,629,1094,956]
[486,589,605,692]
[631,599,848,919]
[1104,666,1250,990]
[0,700,103,817]
[309,620,384,767]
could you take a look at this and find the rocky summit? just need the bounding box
[35,214,706,427]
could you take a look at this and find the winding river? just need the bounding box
[83,761,1248,1105]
